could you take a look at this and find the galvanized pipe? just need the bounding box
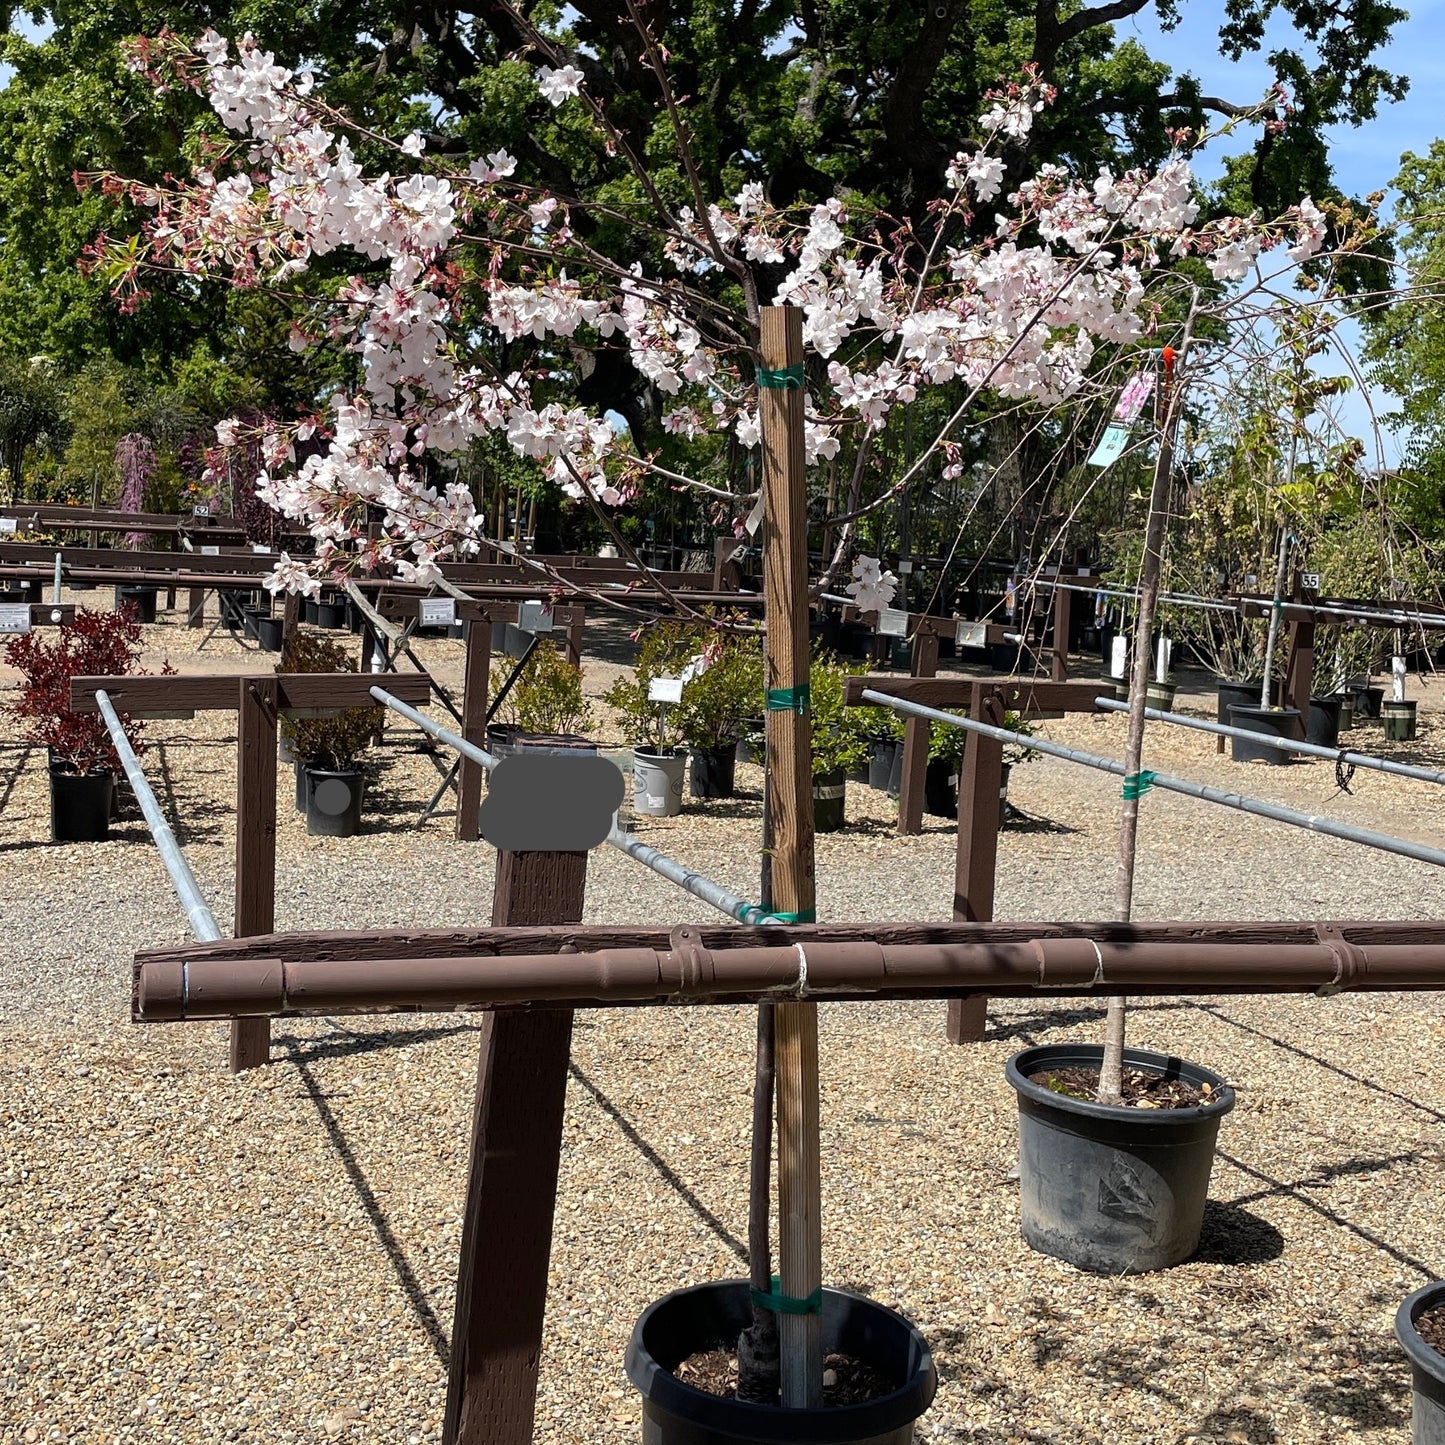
[369,686,780,926]
[94,690,223,944]
[133,927,1445,1021]
[862,688,1445,871]
[1035,579,1238,613]
[1093,695,1445,787]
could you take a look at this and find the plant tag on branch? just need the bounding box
[649,676,684,704]
[878,607,909,637]
[0,604,32,634]
[420,597,456,627]
[744,493,765,536]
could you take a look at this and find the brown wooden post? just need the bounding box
[164,584,177,612]
[947,680,1005,1044]
[560,603,585,669]
[231,677,278,1073]
[1051,580,1071,682]
[187,586,206,628]
[714,535,742,591]
[1283,575,1316,740]
[759,304,823,1406]
[896,623,939,837]
[281,590,301,643]
[443,847,587,1445]
[456,615,492,843]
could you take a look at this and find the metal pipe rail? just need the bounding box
[862,688,1445,871]
[369,686,781,926]
[133,920,1445,1020]
[1093,695,1445,787]
[94,690,223,944]
[1034,578,1238,613]
[1243,599,1445,630]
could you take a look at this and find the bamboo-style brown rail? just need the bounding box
[133,919,1445,1021]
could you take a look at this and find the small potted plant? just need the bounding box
[808,650,866,831]
[4,607,153,842]
[604,623,692,817]
[676,632,764,800]
[277,632,375,837]
[490,643,595,746]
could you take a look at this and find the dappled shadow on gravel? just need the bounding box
[1192,1201,1285,1265]
[276,1020,477,1066]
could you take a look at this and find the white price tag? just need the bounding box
[648,677,685,704]
[420,597,456,627]
[518,599,553,633]
[956,621,986,649]
[744,494,765,536]
[251,544,272,554]
[0,518,17,534]
[877,607,909,637]
[200,546,220,557]
[192,504,210,516]
[1302,572,1320,590]
[1078,566,1091,577]
[0,604,32,634]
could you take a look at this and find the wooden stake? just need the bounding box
[1051,582,1071,682]
[231,678,277,1073]
[896,625,939,836]
[456,617,492,842]
[759,305,822,1408]
[444,846,587,1445]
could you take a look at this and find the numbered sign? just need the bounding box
[192,503,211,517]
[419,597,456,628]
[648,676,685,704]
[0,604,32,635]
[1301,572,1321,590]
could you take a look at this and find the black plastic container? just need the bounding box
[813,769,846,832]
[689,744,737,800]
[1007,1043,1234,1274]
[885,740,903,799]
[1384,699,1419,742]
[256,616,283,652]
[114,584,158,624]
[304,768,365,837]
[1353,684,1385,720]
[867,739,896,792]
[303,598,321,626]
[625,1279,936,1445]
[923,757,957,819]
[1396,1280,1445,1444]
[49,767,114,843]
[1227,704,1301,764]
[1214,679,1264,726]
[316,599,348,630]
[1305,695,1342,748]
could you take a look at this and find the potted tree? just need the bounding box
[4,607,155,842]
[808,651,866,832]
[677,632,764,800]
[604,623,692,818]
[277,632,376,836]
[489,642,595,750]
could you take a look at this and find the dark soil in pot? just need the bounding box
[49,767,114,843]
[1227,704,1301,764]
[1396,1281,1445,1442]
[1006,1043,1235,1274]
[625,1279,936,1445]
[689,744,737,799]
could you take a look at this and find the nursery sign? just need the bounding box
[0,604,32,634]
[518,599,553,633]
[1087,372,1155,468]
[0,518,16,534]
[878,607,909,637]
[420,598,456,627]
[648,676,685,704]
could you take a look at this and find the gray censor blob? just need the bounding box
[478,754,625,852]
[313,778,354,816]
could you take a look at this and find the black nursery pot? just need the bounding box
[689,744,737,800]
[1227,704,1301,764]
[49,767,114,843]
[1305,695,1342,748]
[303,768,365,837]
[1214,679,1264,726]
[866,739,897,792]
[1353,685,1385,720]
[813,768,846,832]
[316,599,349,630]
[303,598,321,626]
[923,757,958,819]
[1006,1044,1235,1274]
[256,616,284,652]
[114,584,158,624]
[624,1279,937,1445]
[1396,1281,1445,1443]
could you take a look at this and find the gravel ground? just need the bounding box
[4,599,1445,1443]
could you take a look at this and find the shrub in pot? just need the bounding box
[808,651,866,832]
[3,608,157,843]
[675,632,763,800]
[604,624,693,818]
[277,632,376,836]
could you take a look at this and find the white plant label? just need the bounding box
[1302,572,1321,590]
[518,599,553,633]
[878,607,909,637]
[192,504,210,516]
[1110,634,1129,678]
[200,545,220,556]
[648,677,684,705]
[898,559,913,575]
[1393,655,1407,703]
[420,597,456,627]
[251,544,271,554]
[0,604,32,634]
[744,493,765,536]
[956,621,986,648]
[0,518,16,534]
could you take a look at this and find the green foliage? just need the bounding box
[276,630,376,771]
[808,647,867,779]
[489,643,594,736]
[675,633,764,750]
[0,353,65,498]
[927,708,1035,765]
[603,622,698,752]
